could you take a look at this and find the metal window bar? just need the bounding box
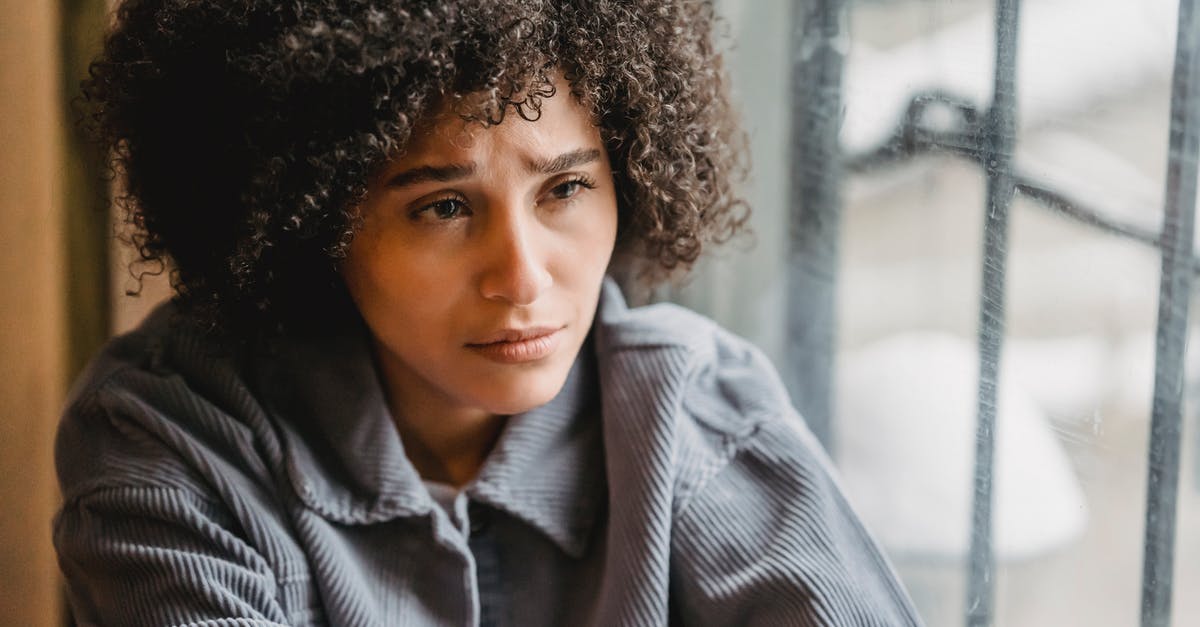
[787,0,847,451]
[965,0,1021,624]
[1142,1,1200,625]
[790,0,1200,625]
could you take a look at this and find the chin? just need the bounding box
[475,369,570,416]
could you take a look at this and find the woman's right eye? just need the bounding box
[412,197,471,222]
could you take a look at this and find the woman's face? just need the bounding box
[342,79,618,419]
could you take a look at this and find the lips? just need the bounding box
[468,326,562,345]
[466,325,565,364]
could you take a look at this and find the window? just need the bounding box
[677,0,1200,624]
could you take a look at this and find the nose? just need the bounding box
[477,208,553,306]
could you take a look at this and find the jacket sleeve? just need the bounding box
[53,375,292,627]
[55,484,291,627]
[669,414,923,627]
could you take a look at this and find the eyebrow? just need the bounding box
[384,163,477,189]
[526,148,603,174]
[384,148,603,190]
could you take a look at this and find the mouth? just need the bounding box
[466,326,565,364]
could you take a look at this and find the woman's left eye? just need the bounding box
[547,176,596,201]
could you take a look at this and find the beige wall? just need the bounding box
[0,1,68,625]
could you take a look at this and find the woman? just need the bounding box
[55,1,922,625]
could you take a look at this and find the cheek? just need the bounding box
[586,201,619,268]
[342,236,450,332]
[557,197,619,270]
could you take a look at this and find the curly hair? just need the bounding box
[85,0,749,336]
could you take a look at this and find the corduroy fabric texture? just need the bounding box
[54,278,922,626]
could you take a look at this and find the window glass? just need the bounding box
[692,1,1200,625]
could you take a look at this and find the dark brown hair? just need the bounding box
[85,0,749,335]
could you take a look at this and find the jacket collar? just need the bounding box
[468,349,604,557]
[255,291,609,558]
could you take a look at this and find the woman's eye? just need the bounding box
[550,181,583,200]
[414,198,470,222]
[547,177,596,202]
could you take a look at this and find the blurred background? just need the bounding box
[2,0,1197,625]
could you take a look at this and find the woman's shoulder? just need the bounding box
[592,279,824,503]
[594,277,798,436]
[65,300,255,408]
[593,283,921,624]
[57,301,270,503]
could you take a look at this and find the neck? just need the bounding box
[393,407,507,488]
[373,347,506,488]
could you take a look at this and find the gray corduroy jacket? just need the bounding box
[54,279,922,626]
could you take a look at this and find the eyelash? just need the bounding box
[545,175,598,203]
[408,174,598,223]
[410,193,471,223]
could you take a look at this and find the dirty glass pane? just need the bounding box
[686,0,1200,625]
